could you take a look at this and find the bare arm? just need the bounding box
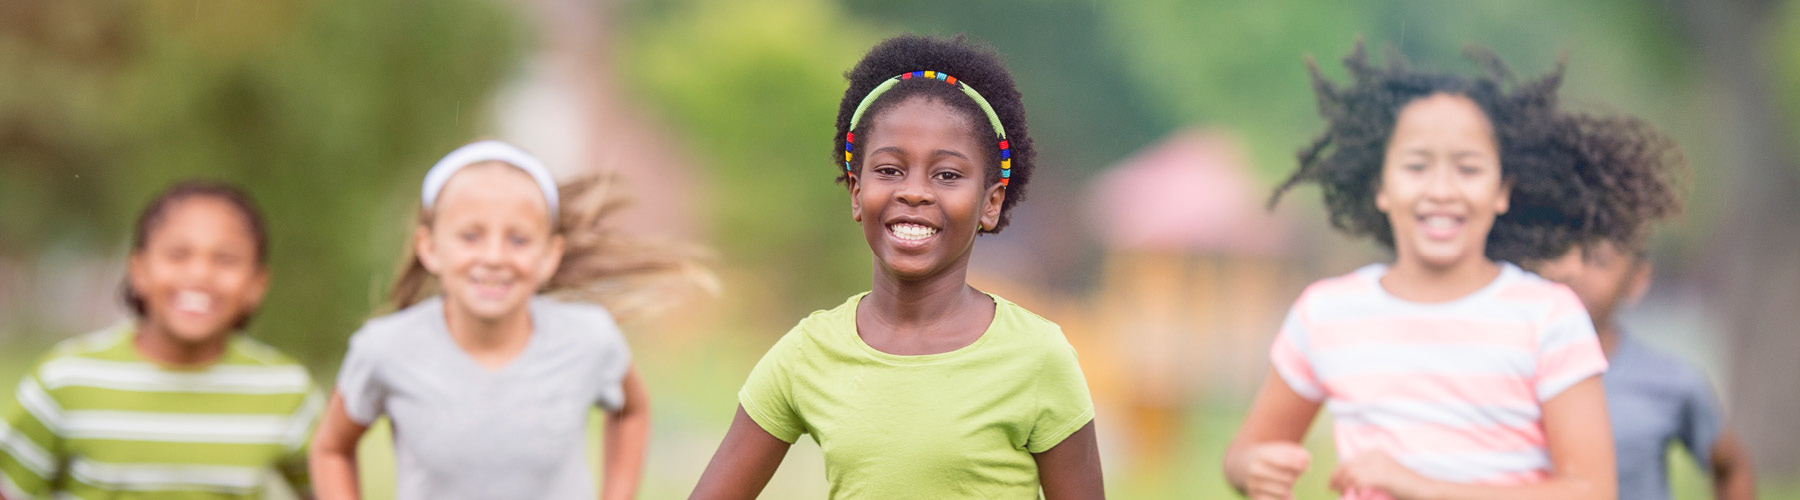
[308,391,370,500]
[687,406,792,500]
[1035,420,1104,499]
[1709,428,1756,500]
[600,365,650,500]
[1331,376,1616,500]
[1224,367,1323,500]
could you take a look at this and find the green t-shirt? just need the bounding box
[739,292,1095,499]
[0,323,320,500]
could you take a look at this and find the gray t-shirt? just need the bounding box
[1606,332,1723,500]
[336,296,632,500]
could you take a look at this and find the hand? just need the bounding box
[1239,442,1311,500]
[1329,452,1426,500]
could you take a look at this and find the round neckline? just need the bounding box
[845,291,1003,365]
[428,296,546,376]
[1366,261,1517,308]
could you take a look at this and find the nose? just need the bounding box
[478,236,507,263]
[1423,162,1458,200]
[894,171,935,206]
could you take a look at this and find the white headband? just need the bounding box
[421,140,560,220]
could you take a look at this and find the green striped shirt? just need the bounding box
[1,323,320,500]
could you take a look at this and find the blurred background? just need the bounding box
[3,0,1799,497]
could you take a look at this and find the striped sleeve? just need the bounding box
[1269,300,1326,402]
[276,388,323,494]
[1,374,66,500]
[1534,289,1607,402]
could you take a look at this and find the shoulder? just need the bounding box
[29,322,134,379]
[532,297,630,354]
[1286,264,1385,317]
[1616,336,1715,394]
[347,297,445,356]
[990,295,1077,359]
[1496,263,1586,320]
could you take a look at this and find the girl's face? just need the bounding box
[1534,241,1650,322]
[848,96,1004,281]
[1376,93,1510,270]
[418,163,564,322]
[128,197,268,344]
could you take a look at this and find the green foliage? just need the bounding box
[619,0,880,321]
[0,0,523,366]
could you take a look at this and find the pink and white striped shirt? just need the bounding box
[1271,263,1606,499]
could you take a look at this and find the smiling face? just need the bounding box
[127,197,269,345]
[849,96,1005,282]
[418,162,564,323]
[1376,93,1511,271]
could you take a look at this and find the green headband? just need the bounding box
[844,71,1012,186]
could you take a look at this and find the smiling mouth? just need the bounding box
[174,290,215,315]
[1419,214,1465,239]
[888,222,939,241]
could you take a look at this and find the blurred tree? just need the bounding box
[617,0,882,325]
[0,0,523,367]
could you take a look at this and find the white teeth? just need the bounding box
[175,290,213,314]
[1423,216,1460,228]
[889,222,938,241]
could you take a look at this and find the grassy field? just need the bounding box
[3,332,1796,499]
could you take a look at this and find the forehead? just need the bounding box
[865,96,986,149]
[1390,93,1496,149]
[434,162,552,221]
[151,197,255,241]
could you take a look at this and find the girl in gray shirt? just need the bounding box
[308,141,711,500]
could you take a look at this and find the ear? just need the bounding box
[1623,258,1653,307]
[979,181,1005,232]
[126,251,149,301]
[414,225,441,273]
[538,233,566,284]
[847,173,864,223]
[1494,178,1513,215]
[242,266,271,312]
[1375,172,1392,214]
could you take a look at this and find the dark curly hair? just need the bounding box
[834,34,1035,234]
[1270,40,1684,263]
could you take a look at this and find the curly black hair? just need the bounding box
[1270,40,1684,263]
[834,34,1035,234]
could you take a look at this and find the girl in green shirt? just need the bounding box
[690,34,1104,499]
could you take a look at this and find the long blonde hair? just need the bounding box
[386,168,717,322]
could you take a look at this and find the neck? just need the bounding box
[1594,319,1621,358]
[1383,252,1502,303]
[866,263,979,332]
[442,300,534,352]
[133,322,229,367]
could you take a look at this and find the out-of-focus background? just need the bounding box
[4,0,1799,497]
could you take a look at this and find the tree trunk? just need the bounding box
[1672,0,1800,477]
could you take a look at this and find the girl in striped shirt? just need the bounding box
[1225,41,1678,500]
[0,181,320,500]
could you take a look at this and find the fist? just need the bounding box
[1330,452,1423,500]
[1241,442,1311,500]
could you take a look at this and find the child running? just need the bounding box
[1224,42,1672,500]
[688,35,1104,499]
[0,181,320,499]
[1525,115,1755,500]
[309,140,709,500]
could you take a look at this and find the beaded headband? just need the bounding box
[844,71,1012,187]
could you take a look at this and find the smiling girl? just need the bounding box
[688,35,1103,500]
[1222,42,1658,500]
[309,141,710,500]
[0,182,319,500]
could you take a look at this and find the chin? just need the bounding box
[163,324,232,345]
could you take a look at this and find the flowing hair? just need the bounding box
[385,166,717,322]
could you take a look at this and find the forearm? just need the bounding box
[1712,453,1756,500]
[600,407,650,500]
[307,447,362,500]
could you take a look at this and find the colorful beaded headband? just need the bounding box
[844,71,1012,187]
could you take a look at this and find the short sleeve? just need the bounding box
[1534,291,1607,402]
[1270,303,1326,402]
[1677,369,1726,470]
[585,310,633,412]
[1,373,66,500]
[737,332,805,444]
[335,334,387,426]
[1026,342,1095,453]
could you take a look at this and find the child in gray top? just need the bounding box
[1536,240,1756,500]
[308,141,712,500]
